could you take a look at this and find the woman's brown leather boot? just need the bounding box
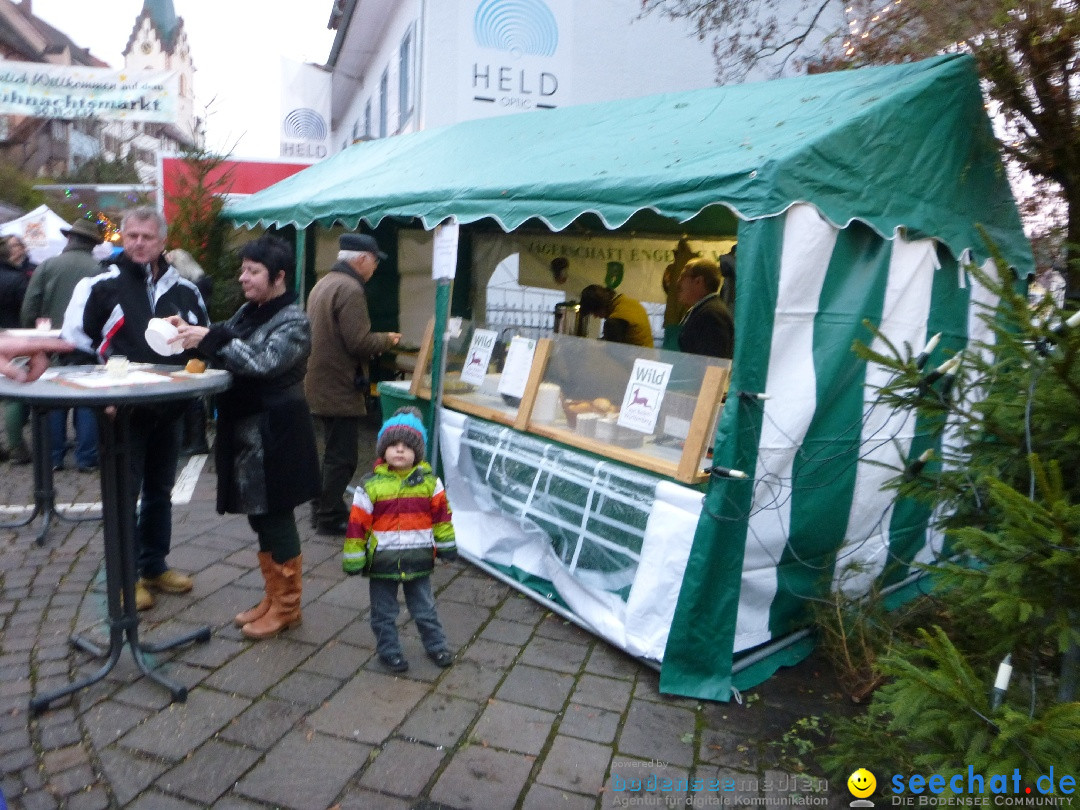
[242,555,302,640]
[234,551,274,627]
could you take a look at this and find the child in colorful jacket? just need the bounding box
[343,406,457,672]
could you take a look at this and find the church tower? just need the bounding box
[122,0,197,140]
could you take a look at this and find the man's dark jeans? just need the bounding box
[127,406,183,579]
[313,414,361,527]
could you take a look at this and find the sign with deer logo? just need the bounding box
[460,328,499,386]
[618,359,672,434]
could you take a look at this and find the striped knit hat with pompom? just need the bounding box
[376,406,428,462]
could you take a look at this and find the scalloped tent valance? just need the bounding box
[225,53,1031,274]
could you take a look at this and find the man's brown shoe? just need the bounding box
[143,570,194,594]
[134,581,154,611]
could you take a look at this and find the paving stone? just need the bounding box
[119,688,248,760]
[535,614,594,645]
[202,639,314,697]
[480,617,535,645]
[471,699,555,755]
[358,738,446,796]
[284,600,354,646]
[218,697,306,749]
[337,787,412,809]
[396,692,480,748]
[36,720,82,750]
[434,598,490,647]
[519,635,590,674]
[616,698,696,768]
[496,662,575,711]
[693,767,763,805]
[126,791,203,810]
[699,725,759,770]
[494,594,546,626]
[601,762,693,809]
[460,638,520,670]
[15,789,58,810]
[269,669,342,710]
[234,730,369,810]
[300,640,368,680]
[558,702,622,744]
[64,785,111,810]
[157,739,262,805]
[45,764,96,798]
[584,643,642,679]
[571,673,634,714]
[520,783,597,810]
[308,670,428,744]
[429,744,534,809]
[40,744,87,773]
[434,657,506,702]
[437,574,506,608]
[317,574,369,610]
[536,734,611,795]
[177,636,247,669]
[96,746,170,807]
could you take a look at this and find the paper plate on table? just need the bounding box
[144,319,182,356]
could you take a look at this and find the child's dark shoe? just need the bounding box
[379,653,409,673]
[427,649,454,668]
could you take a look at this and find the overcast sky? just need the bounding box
[30,0,336,159]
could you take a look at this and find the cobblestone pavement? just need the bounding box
[0,441,851,809]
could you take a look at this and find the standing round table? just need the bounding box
[0,364,231,713]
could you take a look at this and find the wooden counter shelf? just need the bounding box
[412,328,729,486]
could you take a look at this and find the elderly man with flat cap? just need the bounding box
[305,233,401,535]
[21,217,108,473]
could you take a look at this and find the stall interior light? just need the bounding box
[915,332,942,370]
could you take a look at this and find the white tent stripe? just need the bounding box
[735,204,838,652]
[833,237,939,596]
[916,257,1002,566]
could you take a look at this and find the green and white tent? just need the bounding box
[226,53,1032,700]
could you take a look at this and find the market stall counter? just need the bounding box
[405,324,730,667]
[0,363,232,714]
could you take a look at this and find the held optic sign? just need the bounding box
[462,0,572,117]
[0,61,178,123]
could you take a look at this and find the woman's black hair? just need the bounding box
[239,235,293,282]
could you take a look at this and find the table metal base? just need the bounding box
[29,405,210,714]
[0,407,101,545]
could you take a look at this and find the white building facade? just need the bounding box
[327,0,719,151]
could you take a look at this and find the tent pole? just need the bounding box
[294,226,307,307]
[428,277,452,477]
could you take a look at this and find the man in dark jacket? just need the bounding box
[21,218,106,472]
[0,236,32,462]
[676,257,735,359]
[304,233,400,535]
[61,207,209,610]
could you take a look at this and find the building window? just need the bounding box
[364,100,372,138]
[378,68,389,138]
[398,25,415,127]
[352,119,359,141]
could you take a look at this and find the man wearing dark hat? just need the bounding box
[21,217,107,472]
[305,233,401,535]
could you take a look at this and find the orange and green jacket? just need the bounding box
[342,461,456,579]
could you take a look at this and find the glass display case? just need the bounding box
[412,323,730,485]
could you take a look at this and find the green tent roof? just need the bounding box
[225,54,1031,273]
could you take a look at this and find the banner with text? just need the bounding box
[0,61,178,123]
